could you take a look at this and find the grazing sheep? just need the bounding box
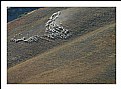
[10,11,71,44]
[10,37,25,43]
[44,11,72,40]
[23,35,40,43]
[49,11,61,21]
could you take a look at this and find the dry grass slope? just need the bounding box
[7,7,116,84]
[8,23,116,83]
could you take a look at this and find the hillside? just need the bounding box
[7,7,116,84]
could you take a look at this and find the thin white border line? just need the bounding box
[1,1,119,7]
[1,1,121,89]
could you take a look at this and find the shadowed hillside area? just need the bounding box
[7,7,116,84]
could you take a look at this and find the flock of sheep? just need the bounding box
[10,35,40,43]
[10,11,72,43]
[44,11,71,39]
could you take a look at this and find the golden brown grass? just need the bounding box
[8,23,116,84]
